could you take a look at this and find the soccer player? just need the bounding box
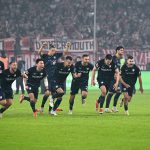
[38,42,71,113]
[20,59,48,117]
[0,60,4,105]
[50,56,75,116]
[120,55,143,115]
[104,46,125,112]
[0,60,4,81]
[0,60,4,73]
[69,54,94,114]
[91,54,120,114]
[0,61,27,118]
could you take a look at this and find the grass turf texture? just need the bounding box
[0,90,150,150]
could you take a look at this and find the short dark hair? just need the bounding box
[127,55,133,60]
[36,58,43,64]
[65,56,73,61]
[116,46,124,53]
[105,54,112,60]
[9,61,17,65]
[82,54,89,58]
[9,57,16,64]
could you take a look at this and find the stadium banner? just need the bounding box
[3,38,15,51]
[34,38,94,51]
[0,37,150,70]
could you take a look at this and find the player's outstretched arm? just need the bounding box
[138,76,143,93]
[38,42,47,55]
[91,67,96,86]
[63,42,71,55]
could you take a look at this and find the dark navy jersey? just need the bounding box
[121,64,141,86]
[0,69,21,88]
[41,53,63,78]
[0,61,4,74]
[112,55,121,70]
[26,66,47,87]
[74,61,93,81]
[53,62,74,83]
[95,59,117,82]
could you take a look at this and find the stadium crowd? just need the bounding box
[0,0,149,49]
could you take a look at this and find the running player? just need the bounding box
[20,59,48,117]
[91,54,120,114]
[104,46,125,112]
[69,54,93,114]
[0,60,4,84]
[0,61,27,118]
[0,60,4,108]
[50,56,75,116]
[38,42,71,113]
[120,55,143,115]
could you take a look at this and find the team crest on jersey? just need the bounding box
[14,74,16,77]
[86,68,89,70]
[40,73,43,75]
[101,81,104,84]
[52,61,56,65]
[68,68,70,71]
[132,69,135,72]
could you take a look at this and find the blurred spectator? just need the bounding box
[0,0,149,50]
[15,56,25,94]
[0,51,8,69]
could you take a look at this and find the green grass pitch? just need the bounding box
[0,90,150,150]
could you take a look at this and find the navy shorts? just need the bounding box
[98,79,117,93]
[70,79,88,95]
[50,80,65,93]
[122,85,134,97]
[26,85,39,99]
[0,87,13,100]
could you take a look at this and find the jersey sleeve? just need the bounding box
[89,63,94,70]
[70,65,75,74]
[55,53,63,59]
[136,66,141,77]
[95,61,100,69]
[25,67,32,76]
[43,69,47,78]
